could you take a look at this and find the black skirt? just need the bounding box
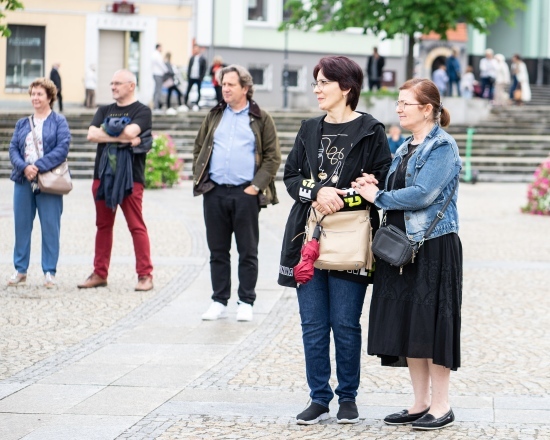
[367,232,463,370]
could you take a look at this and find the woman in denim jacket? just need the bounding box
[8,77,71,288]
[353,79,462,431]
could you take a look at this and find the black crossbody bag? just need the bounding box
[371,170,457,274]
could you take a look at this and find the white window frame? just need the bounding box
[248,64,273,91]
[284,65,307,92]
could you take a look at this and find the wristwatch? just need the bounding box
[252,184,260,192]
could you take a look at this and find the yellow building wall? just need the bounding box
[0,0,192,105]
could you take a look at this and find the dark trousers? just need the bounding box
[368,79,381,91]
[480,77,495,100]
[57,92,63,112]
[203,184,260,306]
[166,85,182,108]
[185,78,202,106]
[447,78,461,97]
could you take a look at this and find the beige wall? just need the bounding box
[1,0,192,105]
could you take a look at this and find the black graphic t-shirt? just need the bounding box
[91,101,152,184]
[319,117,368,211]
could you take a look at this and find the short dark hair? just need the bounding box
[156,44,161,49]
[313,56,363,110]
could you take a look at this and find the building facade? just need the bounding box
[197,0,407,110]
[1,0,193,107]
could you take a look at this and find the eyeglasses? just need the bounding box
[311,79,334,90]
[395,100,423,109]
[110,81,132,87]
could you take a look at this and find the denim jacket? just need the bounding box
[9,112,71,184]
[374,124,461,242]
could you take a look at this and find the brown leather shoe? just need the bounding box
[135,276,153,291]
[77,272,107,289]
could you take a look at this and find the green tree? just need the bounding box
[283,0,526,80]
[0,0,24,37]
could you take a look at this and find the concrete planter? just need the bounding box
[357,96,492,126]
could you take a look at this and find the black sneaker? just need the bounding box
[296,402,330,425]
[337,401,359,424]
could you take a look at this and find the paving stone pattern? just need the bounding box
[1,179,549,439]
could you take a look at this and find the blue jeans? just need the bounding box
[297,269,367,407]
[13,180,63,275]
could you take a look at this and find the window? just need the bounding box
[248,0,267,21]
[5,25,45,90]
[248,64,272,91]
[283,65,306,91]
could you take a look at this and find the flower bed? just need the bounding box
[145,133,184,189]
[522,157,550,215]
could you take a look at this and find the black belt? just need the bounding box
[213,181,251,188]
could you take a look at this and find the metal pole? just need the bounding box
[283,26,289,109]
[464,127,474,182]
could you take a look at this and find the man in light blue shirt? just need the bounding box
[193,65,281,322]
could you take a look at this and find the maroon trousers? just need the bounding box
[92,179,153,279]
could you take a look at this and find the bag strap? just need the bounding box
[27,116,42,159]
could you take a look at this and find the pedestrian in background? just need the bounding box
[432,64,448,97]
[512,54,531,105]
[78,69,154,292]
[353,78,462,431]
[85,64,97,109]
[366,47,385,91]
[49,63,63,112]
[163,52,183,111]
[193,65,281,323]
[460,66,476,99]
[8,77,71,288]
[152,43,167,110]
[278,56,391,425]
[494,54,511,106]
[210,55,226,104]
[446,48,461,97]
[479,49,498,101]
[185,44,207,111]
[387,124,405,157]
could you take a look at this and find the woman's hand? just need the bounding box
[315,187,347,215]
[354,173,379,187]
[351,181,379,203]
[24,165,39,181]
[130,137,142,147]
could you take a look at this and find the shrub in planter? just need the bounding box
[145,133,183,189]
[521,157,550,216]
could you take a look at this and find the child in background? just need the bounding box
[461,66,476,99]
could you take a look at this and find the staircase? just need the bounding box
[0,106,548,183]
[527,84,550,106]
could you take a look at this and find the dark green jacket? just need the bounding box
[192,99,281,206]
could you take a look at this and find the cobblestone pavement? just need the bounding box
[0,179,549,439]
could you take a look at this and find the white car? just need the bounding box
[163,75,217,109]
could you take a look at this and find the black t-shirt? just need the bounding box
[91,101,152,184]
[319,117,368,211]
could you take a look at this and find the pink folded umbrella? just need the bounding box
[294,224,322,284]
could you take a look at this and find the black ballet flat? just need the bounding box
[412,408,455,430]
[383,407,430,425]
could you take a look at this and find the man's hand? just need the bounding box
[244,185,259,195]
[130,137,141,147]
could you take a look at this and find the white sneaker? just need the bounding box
[165,108,177,115]
[201,301,227,321]
[177,105,189,112]
[192,104,200,112]
[44,272,56,289]
[8,271,26,286]
[236,302,253,322]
